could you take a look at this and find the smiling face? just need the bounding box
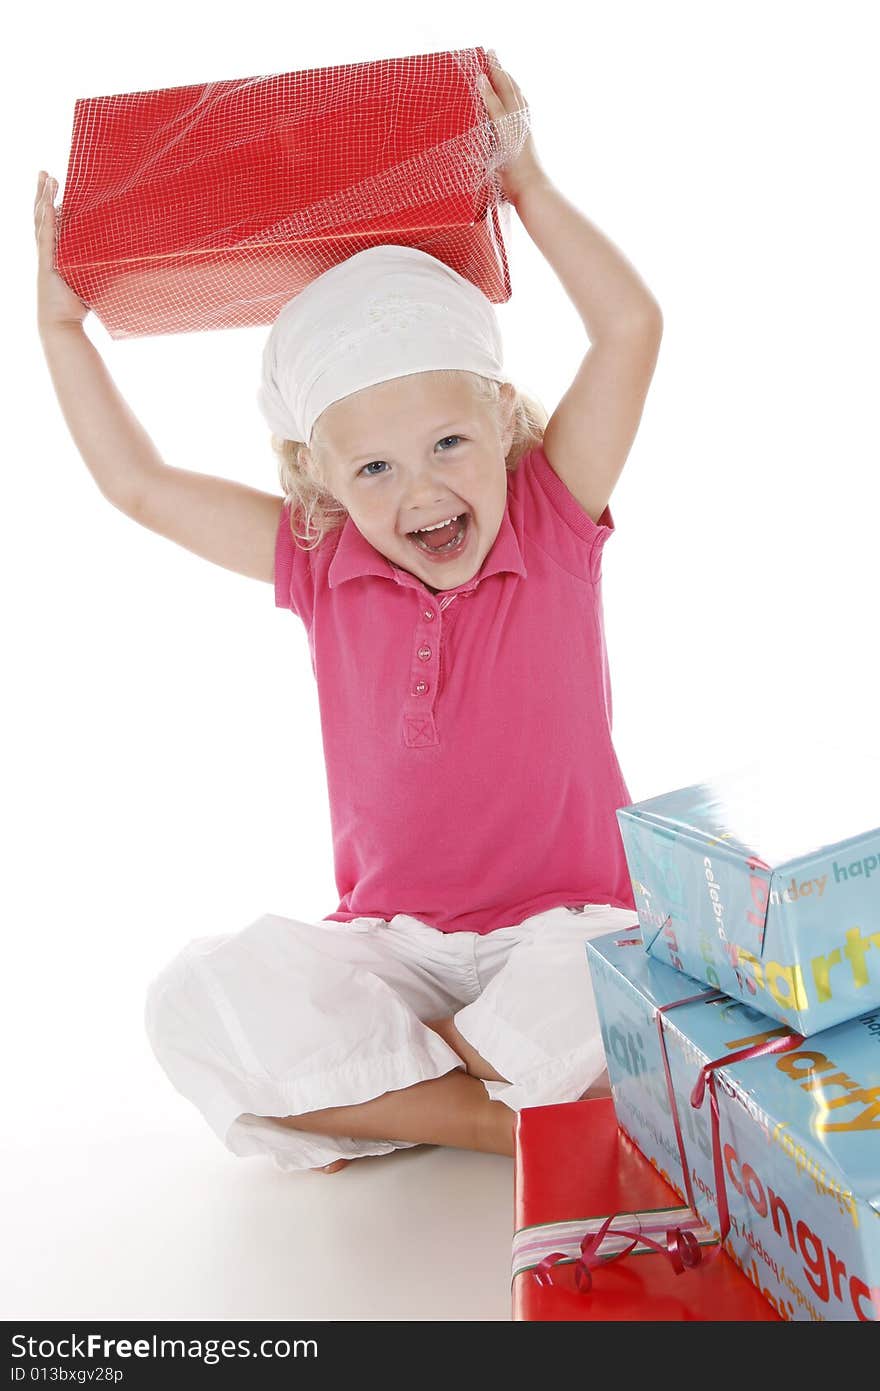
[306,371,517,592]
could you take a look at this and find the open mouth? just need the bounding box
[407,512,469,557]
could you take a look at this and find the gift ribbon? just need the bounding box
[529,1205,715,1293]
[513,1204,716,1283]
[684,1026,806,1253]
[654,993,804,1257]
[655,989,725,1212]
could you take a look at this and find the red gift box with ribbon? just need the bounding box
[53,48,521,339]
[512,1098,780,1320]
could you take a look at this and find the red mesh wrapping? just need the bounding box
[54,47,529,339]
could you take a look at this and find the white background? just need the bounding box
[5,0,879,1321]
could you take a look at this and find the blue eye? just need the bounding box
[357,436,462,477]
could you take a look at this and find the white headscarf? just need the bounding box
[256,245,507,446]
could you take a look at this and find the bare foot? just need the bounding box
[311,1158,351,1173]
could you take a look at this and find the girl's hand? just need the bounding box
[478,52,549,203]
[34,170,90,334]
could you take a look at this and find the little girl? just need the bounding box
[34,57,662,1175]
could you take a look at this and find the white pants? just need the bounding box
[143,902,639,1172]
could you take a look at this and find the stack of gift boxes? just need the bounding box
[589,755,880,1321]
[514,753,880,1321]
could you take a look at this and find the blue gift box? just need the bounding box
[616,754,880,1033]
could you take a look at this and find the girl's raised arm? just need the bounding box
[481,62,662,525]
[35,171,282,584]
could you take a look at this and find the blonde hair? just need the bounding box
[269,370,549,551]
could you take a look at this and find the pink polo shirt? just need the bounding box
[274,441,636,935]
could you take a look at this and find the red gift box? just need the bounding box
[54,48,520,339]
[513,1099,781,1321]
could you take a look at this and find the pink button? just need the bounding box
[418,646,432,661]
[412,681,429,695]
[423,609,435,621]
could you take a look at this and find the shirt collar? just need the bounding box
[327,494,527,593]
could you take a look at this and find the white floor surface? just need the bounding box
[2,1124,515,1321]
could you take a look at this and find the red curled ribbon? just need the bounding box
[534,1209,704,1293]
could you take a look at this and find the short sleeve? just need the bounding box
[520,444,616,584]
[273,498,316,626]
